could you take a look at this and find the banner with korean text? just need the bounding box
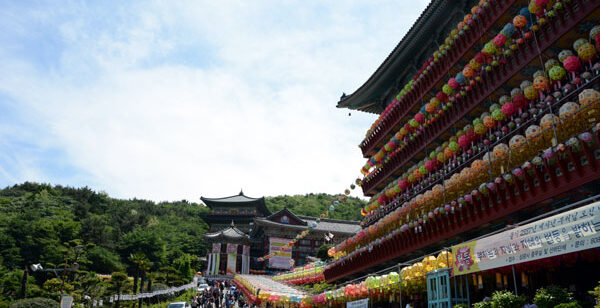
[268,237,293,269]
[226,244,238,275]
[211,243,221,275]
[452,201,600,275]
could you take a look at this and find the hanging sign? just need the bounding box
[227,243,238,275]
[452,201,600,275]
[347,298,369,308]
[269,237,293,269]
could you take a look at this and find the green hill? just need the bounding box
[0,183,365,305]
[265,193,365,221]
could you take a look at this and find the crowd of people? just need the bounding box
[191,280,254,308]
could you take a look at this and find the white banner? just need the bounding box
[453,201,600,275]
[269,237,293,269]
[347,298,369,308]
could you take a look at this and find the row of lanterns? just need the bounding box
[361,0,497,144]
[361,0,595,180]
[234,275,306,305]
[272,262,325,285]
[306,251,453,307]
[360,16,600,219]
[330,79,600,263]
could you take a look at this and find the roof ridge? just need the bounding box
[296,215,360,224]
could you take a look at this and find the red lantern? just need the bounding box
[458,135,470,149]
[436,91,448,102]
[414,113,425,124]
[448,78,459,89]
[563,55,582,73]
[501,102,515,117]
[493,33,507,47]
[512,94,528,109]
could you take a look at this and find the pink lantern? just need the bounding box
[501,102,515,117]
[414,113,425,124]
[448,78,459,89]
[458,135,470,149]
[563,55,582,73]
[494,33,507,47]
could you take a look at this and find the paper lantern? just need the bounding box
[545,59,560,71]
[494,33,507,47]
[524,85,538,100]
[483,42,497,55]
[483,115,495,128]
[448,78,459,89]
[502,102,515,117]
[493,143,509,159]
[573,38,588,51]
[503,23,516,36]
[577,43,597,61]
[448,141,460,152]
[513,94,528,109]
[528,1,541,15]
[463,64,475,78]
[540,113,559,129]
[591,25,600,41]
[563,55,582,72]
[559,102,580,119]
[513,15,527,28]
[533,76,550,91]
[415,112,425,124]
[548,66,566,81]
[579,89,600,107]
[521,80,533,91]
[474,123,486,135]
[455,72,467,85]
[559,49,574,62]
[509,135,526,149]
[437,251,453,268]
[492,109,505,121]
[409,118,419,128]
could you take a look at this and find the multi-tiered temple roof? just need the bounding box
[200,190,271,232]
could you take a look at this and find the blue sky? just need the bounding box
[0,0,429,201]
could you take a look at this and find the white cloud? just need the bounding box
[0,1,428,201]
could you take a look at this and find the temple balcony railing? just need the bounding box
[325,128,600,282]
[361,0,599,196]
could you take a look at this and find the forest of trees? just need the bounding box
[0,183,365,306]
[265,193,365,221]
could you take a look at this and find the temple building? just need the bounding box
[251,208,361,269]
[200,190,271,233]
[204,222,252,277]
[323,0,600,306]
[201,192,360,276]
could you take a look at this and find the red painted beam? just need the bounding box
[360,0,518,157]
[362,0,600,195]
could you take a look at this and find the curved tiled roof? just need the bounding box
[254,216,360,235]
[337,0,468,113]
[204,223,251,244]
[201,190,271,216]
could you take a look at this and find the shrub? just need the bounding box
[9,297,59,308]
[534,286,574,308]
[555,302,582,308]
[589,281,600,308]
[473,299,492,308]
[453,304,469,308]
[490,290,526,308]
